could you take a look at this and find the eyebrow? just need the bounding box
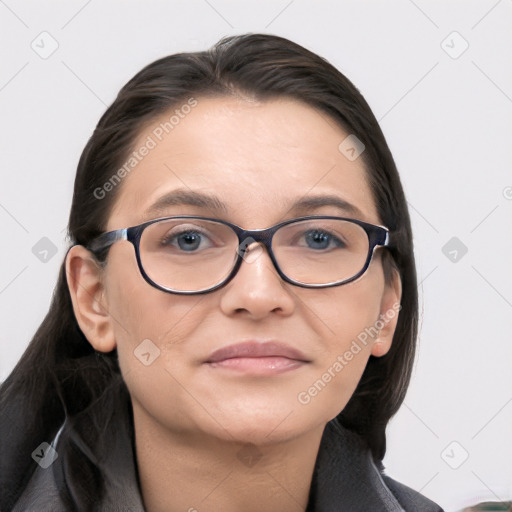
[143,188,364,220]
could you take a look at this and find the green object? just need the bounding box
[466,501,512,511]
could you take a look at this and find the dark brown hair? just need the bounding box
[0,33,417,510]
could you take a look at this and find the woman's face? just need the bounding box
[68,96,401,445]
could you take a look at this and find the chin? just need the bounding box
[202,401,326,446]
[211,421,305,447]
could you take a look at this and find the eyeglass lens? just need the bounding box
[139,218,371,292]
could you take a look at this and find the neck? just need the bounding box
[132,402,325,512]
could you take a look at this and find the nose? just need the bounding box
[219,240,295,319]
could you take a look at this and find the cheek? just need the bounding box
[103,250,213,421]
[103,248,187,374]
[307,274,383,353]
[295,278,384,417]
[104,244,202,338]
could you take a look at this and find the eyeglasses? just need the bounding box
[86,215,390,295]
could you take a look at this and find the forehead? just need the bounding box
[107,96,379,230]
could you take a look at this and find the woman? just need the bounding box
[0,33,445,511]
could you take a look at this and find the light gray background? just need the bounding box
[1,1,511,510]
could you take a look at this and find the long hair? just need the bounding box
[0,33,417,510]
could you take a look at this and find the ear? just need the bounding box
[65,245,117,353]
[371,266,402,358]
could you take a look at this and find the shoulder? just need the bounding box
[380,472,445,512]
[312,420,445,511]
[11,462,68,512]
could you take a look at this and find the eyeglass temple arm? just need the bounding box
[88,228,128,253]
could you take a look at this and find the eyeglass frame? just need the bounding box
[85,214,391,295]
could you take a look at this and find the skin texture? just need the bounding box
[66,96,402,512]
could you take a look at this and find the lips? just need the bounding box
[204,340,310,364]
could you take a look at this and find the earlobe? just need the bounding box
[370,266,402,358]
[65,245,117,353]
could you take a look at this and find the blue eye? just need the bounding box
[303,229,346,250]
[161,229,213,252]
